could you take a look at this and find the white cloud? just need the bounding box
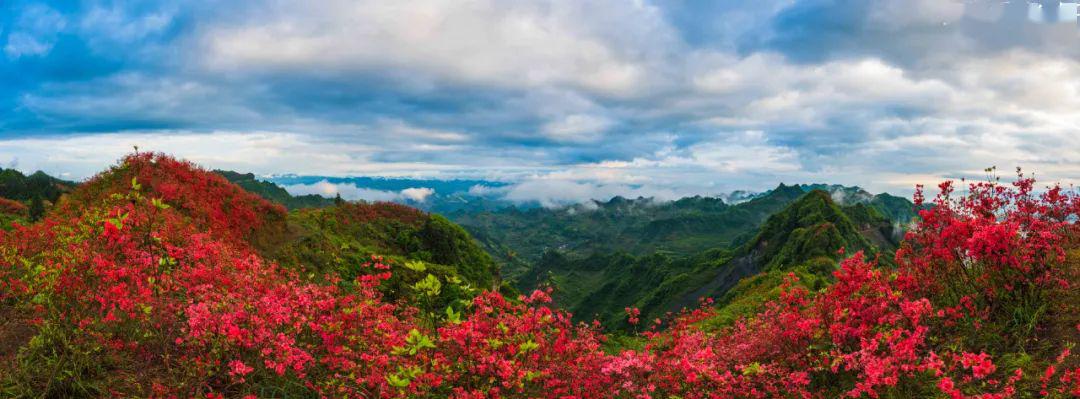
[378,119,470,142]
[541,114,614,143]
[202,0,678,97]
[4,4,66,59]
[685,131,801,174]
[400,187,435,202]
[281,181,436,203]
[866,0,964,30]
[0,131,462,179]
[7,1,1080,204]
[4,32,53,58]
[691,54,955,130]
[467,184,510,197]
[8,48,1080,201]
[281,180,399,202]
[78,4,173,45]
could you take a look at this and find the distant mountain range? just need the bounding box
[262,175,915,216]
[447,183,914,271]
[453,183,917,328]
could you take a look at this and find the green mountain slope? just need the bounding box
[749,190,885,271]
[0,168,76,203]
[215,170,336,209]
[519,189,904,330]
[450,184,809,279]
[0,168,77,225]
[262,201,503,305]
[209,170,503,294]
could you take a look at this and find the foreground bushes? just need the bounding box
[0,155,1077,398]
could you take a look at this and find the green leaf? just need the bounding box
[445,306,462,324]
[386,366,424,389]
[403,260,427,272]
[394,329,436,356]
[150,197,171,210]
[386,374,410,388]
[106,218,123,230]
[518,339,539,354]
[524,370,542,382]
[741,362,763,376]
[31,293,47,305]
[412,274,441,297]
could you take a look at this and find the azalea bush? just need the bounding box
[1,154,1077,398]
[617,170,1080,399]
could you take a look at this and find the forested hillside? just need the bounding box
[0,154,1077,398]
[450,184,805,278]
[449,184,914,277]
[0,168,77,225]
[0,168,75,203]
[444,183,916,329]
[521,189,903,329]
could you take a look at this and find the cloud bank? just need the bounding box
[282,180,436,203]
[2,0,1080,202]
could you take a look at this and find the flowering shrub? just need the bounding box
[1,156,1077,398]
[58,152,287,247]
[620,170,1080,398]
[0,154,607,397]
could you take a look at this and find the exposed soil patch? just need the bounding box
[0,304,35,368]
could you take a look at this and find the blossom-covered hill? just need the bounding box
[0,154,1078,398]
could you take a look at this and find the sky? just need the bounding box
[2,0,1080,204]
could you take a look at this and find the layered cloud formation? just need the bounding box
[2,1,1079,201]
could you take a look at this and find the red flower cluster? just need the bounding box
[59,152,287,245]
[625,307,641,325]
[1,156,1077,398]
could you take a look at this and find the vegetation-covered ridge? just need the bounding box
[524,187,903,330]
[270,200,502,292]
[215,170,337,210]
[0,154,1077,398]
[0,167,76,204]
[0,167,77,226]
[449,183,915,278]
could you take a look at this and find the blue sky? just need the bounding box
[1,0,1079,203]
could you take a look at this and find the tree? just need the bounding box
[28,194,44,222]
